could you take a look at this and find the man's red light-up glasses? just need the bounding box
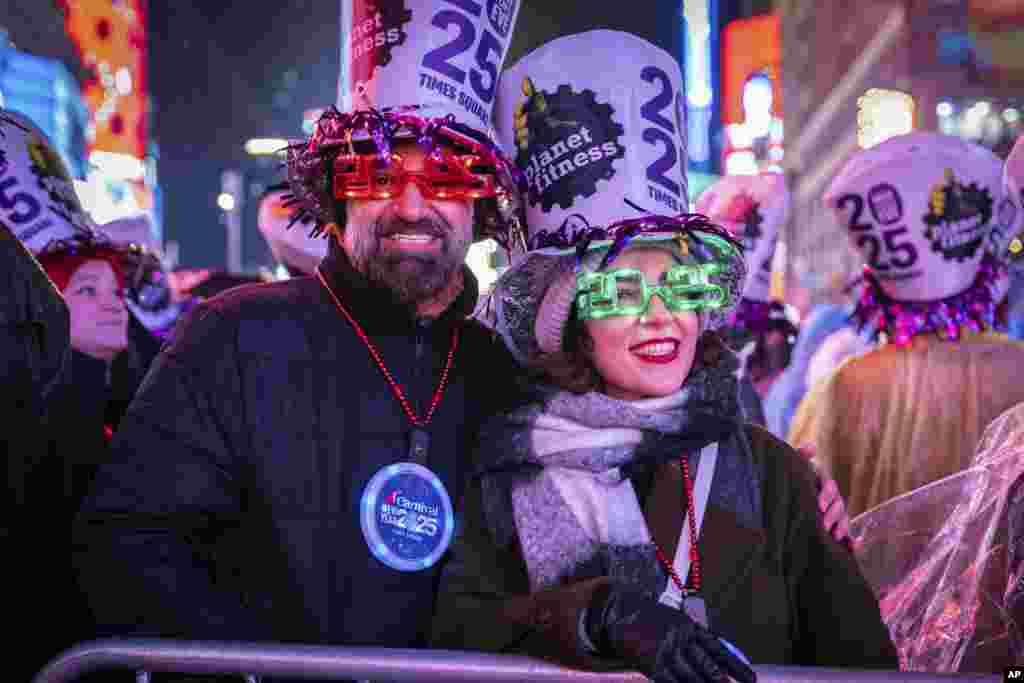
[332,140,501,202]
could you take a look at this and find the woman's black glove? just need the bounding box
[584,582,756,683]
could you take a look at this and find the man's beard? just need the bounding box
[350,214,471,306]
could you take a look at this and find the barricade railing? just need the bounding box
[31,639,1003,683]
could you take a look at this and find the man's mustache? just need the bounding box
[375,217,448,240]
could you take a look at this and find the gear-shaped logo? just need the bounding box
[922,168,994,263]
[513,79,625,212]
[26,133,89,229]
[349,0,413,91]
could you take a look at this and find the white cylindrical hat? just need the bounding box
[0,109,98,253]
[695,173,788,303]
[258,189,327,276]
[997,134,1024,275]
[824,132,1004,302]
[340,0,521,133]
[101,213,160,253]
[493,30,688,236]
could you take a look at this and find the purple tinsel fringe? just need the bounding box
[850,254,1006,346]
[283,105,525,251]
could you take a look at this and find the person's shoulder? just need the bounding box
[457,318,532,410]
[166,277,324,357]
[741,422,818,489]
[460,317,506,349]
[200,276,322,317]
[460,318,518,364]
[742,422,798,461]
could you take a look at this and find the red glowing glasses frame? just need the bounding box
[332,138,501,201]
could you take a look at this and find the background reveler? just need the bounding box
[73,0,529,661]
[762,303,863,440]
[100,212,189,344]
[431,28,896,683]
[695,172,799,424]
[1,218,72,683]
[256,183,327,277]
[789,132,1024,518]
[0,108,162,678]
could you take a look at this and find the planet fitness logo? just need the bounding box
[348,0,413,90]
[27,134,80,217]
[514,79,625,212]
[923,168,994,262]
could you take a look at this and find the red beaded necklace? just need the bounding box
[316,269,459,427]
[652,455,702,594]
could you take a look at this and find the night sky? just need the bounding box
[148,0,341,269]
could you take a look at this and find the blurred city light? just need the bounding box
[962,101,992,139]
[115,67,133,96]
[90,150,146,181]
[1004,108,1020,124]
[936,101,954,118]
[244,138,289,156]
[465,239,501,293]
[724,149,759,175]
[303,108,326,135]
[217,192,236,211]
[857,88,915,148]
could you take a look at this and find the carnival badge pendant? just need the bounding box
[359,441,455,572]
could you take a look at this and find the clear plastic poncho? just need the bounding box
[850,401,1024,672]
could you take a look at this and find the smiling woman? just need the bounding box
[576,249,703,401]
[432,214,899,682]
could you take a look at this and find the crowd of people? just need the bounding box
[7,11,1024,683]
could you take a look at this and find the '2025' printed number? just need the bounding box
[836,192,918,272]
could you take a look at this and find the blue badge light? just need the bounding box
[360,461,455,573]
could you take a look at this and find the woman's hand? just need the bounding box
[584,582,756,683]
[799,445,854,550]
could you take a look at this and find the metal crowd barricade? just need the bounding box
[31,639,1003,683]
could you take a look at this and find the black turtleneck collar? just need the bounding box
[317,235,480,332]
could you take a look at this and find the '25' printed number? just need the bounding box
[836,193,918,271]
[422,0,504,104]
[639,65,681,198]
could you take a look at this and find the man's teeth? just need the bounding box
[392,233,435,242]
[633,341,677,356]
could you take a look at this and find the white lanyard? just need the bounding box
[658,442,718,609]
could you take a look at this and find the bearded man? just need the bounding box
[73,108,526,649]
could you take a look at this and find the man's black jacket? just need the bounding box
[74,241,523,649]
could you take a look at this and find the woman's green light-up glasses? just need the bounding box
[575,263,729,321]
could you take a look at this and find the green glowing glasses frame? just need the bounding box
[575,263,729,321]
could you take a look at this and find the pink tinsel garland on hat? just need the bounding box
[850,254,1006,346]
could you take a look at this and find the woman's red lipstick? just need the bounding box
[629,338,680,364]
